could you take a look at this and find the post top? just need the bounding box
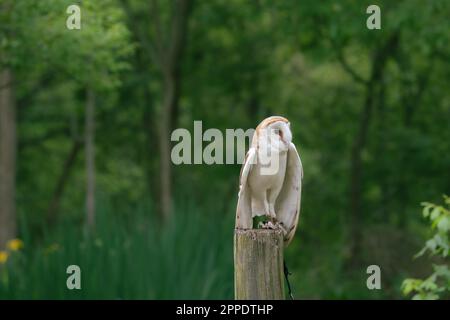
[234,228,283,236]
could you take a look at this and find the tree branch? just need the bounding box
[46,138,83,224]
[150,0,166,64]
[119,0,161,65]
[330,38,369,85]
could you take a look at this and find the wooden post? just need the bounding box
[234,229,285,300]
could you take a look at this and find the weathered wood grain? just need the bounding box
[234,229,285,300]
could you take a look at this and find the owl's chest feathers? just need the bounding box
[249,148,288,191]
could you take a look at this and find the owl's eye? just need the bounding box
[278,129,284,139]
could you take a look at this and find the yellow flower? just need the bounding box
[6,239,24,251]
[0,251,8,264]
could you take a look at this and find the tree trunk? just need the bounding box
[374,73,389,222]
[0,69,17,249]
[159,73,175,220]
[348,84,375,263]
[143,85,158,199]
[85,88,96,230]
[157,0,192,220]
[121,0,192,219]
[395,52,431,227]
[347,33,399,265]
[47,138,82,224]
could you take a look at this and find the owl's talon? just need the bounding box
[277,222,287,235]
[260,221,277,229]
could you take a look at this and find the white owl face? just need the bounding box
[267,121,292,147]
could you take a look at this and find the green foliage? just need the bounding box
[52,0,134,89]
[0,203,234,299]
[402,196,450,300]
[1,0,449,299]
[1,0,133,88]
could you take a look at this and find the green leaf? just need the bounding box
[426,239,437,252]
[437,217,450,232]
[430,207,441,220]
[402,279,421,295]
[422,204,432,218]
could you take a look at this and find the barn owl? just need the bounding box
[235,116,303,245]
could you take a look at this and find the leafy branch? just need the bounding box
[402,196,450,300]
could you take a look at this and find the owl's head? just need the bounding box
[256,116,292,145]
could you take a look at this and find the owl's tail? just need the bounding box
[283,259,294,300]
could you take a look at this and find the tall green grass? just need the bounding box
[1,198,417,300]
[0,202,234,299]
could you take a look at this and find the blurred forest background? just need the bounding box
[0,0,449,299]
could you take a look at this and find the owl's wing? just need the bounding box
[276,142,303,246]
[235,147,256,229]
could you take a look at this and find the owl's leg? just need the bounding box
[251,191,269,217]
[266,187,286,230]
[263,192,270,217]
[260,189,281,229]
[267,187,281,219]
[252,190,273,229]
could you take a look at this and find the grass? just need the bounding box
[0,202,235,299]
[0,198,421,299]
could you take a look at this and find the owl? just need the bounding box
[235,116,303,245]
